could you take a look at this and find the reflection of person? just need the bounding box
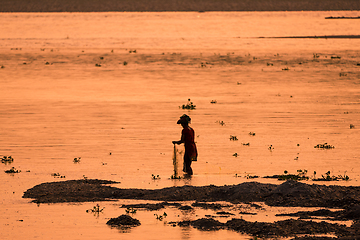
[172,114,197,175]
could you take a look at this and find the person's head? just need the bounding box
[177,114,191,127]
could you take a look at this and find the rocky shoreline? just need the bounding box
[23,179,360,239]
[1,0,360,12]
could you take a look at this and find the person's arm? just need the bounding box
[173,131,185,145]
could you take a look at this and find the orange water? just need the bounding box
[0,11,360,240]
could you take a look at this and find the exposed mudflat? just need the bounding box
[23,179,360,208]
[23,179,360,239]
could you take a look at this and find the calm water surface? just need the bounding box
[0,11,360,240]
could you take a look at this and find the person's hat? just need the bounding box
[177,114,191,124]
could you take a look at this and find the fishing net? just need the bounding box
[172,144,184,178]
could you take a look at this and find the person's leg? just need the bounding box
[183,155,193,175]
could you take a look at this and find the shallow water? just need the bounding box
[1,11,360,240]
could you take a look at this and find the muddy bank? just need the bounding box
[23,179,360,209]
[174,218,360,239]
[1,0,359,12]
[119,201,360,239]
[23,179,120,203]
[23,179,360,238]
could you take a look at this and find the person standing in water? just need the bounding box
[172,114,197,175]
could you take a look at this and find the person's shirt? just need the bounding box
[182,127,197,160]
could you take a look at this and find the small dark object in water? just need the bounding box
[216,211,235,215]
[181,98,196,109]
[179,205,193,210]
[229,135,238,141]
[1,156,14,164]
[216,120,225,126]
[5,167,20,173]
[314,143,335,149]
[106,214,140,227]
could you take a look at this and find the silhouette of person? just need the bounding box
[172,114,197,175]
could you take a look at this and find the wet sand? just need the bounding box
[1,0,360,12]
[23,179,360,238]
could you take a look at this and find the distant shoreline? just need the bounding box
[261,35,360,39]
[1,0,360,12]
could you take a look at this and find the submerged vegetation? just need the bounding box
[314,143,335,149]
[4,167,21,173]
[229,135,238,141]
[125,207,137,214]
[215,120,225,126]
[277,169,309,181]
[151,174,161,180]
[264,169,350,182]
[181,99,196,110]
[51,173,66,178]
[154,212,167,221]
[86,204,104,213]
[313,170,350,181]
[1,156,14,164]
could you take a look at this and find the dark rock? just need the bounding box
[106,214,140,227]
[178,218,224,230]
